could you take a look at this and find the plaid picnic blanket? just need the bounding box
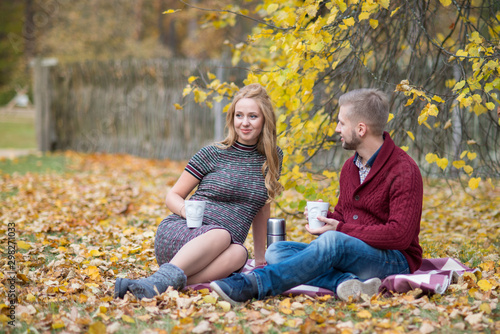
[380,257,476,296]
[185,257,475,298]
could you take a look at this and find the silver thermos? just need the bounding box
[267,218,286,247]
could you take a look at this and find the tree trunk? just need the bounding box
[156,0,167,46]
[133,0,144,41]
[451,65,462,177]
[156,0,179,56]
[24,0,36,64]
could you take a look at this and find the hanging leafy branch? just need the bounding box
[168,0,500,209]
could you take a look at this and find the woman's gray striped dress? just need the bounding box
[154,141,283,266]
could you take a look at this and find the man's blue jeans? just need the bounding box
[252,231,410,299]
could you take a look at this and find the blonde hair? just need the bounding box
[218,84,283,202]
[339,88,389,136]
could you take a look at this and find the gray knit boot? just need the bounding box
[128,263,187,299]
[114,278,134,299]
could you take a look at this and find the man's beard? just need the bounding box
[342,129,361,150]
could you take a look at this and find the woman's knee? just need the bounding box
[204,228,232,246]
[227,244,248,267]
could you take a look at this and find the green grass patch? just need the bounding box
[0,117,36,149]
[0,186,18,201]
[0,153,68,175]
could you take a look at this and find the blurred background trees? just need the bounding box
[1,0,498,206]
[178,0,499,209]
[0,0,256,105]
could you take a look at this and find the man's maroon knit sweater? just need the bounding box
[327,132,423,273]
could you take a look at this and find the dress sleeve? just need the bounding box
[184,145,220,181]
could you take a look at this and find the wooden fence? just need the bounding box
[33,58,244,160]
[32,57,499,177]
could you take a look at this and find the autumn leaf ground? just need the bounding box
[1,152,499,333]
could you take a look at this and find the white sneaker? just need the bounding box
[336,278,382,301]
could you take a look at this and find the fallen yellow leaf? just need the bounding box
[17,240,31,250]
[218,301,231,312]
[89,321,106,334]
[121,314,135,323]
[357,310,372,319]
[203,295,217,304]
[52,320,65,329]
[479,303,492,314]
[477,279,493,291]
[26,293,36,302]
[90,249,103,257]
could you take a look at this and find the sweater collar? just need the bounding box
[350,132,396,187]
[232,141,258,152]
[353,133,385,167]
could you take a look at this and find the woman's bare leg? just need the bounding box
[116,229,247,299]
[169,229,234,276]
[186,243,248,285]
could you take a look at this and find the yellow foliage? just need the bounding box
[468,177,481,190]
[163,9,181,14]
[406,131,415,141]
[359,12,371,21]
[436,158,448,170]
[174,0,499,217]
[432,95,444,103]
[453,80,466,91]
[463,165,473,175]
[467,152,477,160]
[343,17,355,26]
[266,3,279,14]
[443,119,452,129]
[369,19,379,29]
[378,0,390,10]
[425,153,438,164]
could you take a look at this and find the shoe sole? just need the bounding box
[337,278,381,302]
[209,281,242,307]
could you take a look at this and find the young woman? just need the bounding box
[115,84,283,299]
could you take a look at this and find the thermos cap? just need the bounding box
[267,218,286,234]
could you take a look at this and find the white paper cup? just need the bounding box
[307,201,330,229]
[185,200,207,228]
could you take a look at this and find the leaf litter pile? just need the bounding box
[1,152,499,333]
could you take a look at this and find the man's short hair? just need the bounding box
[339,89,389,136]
